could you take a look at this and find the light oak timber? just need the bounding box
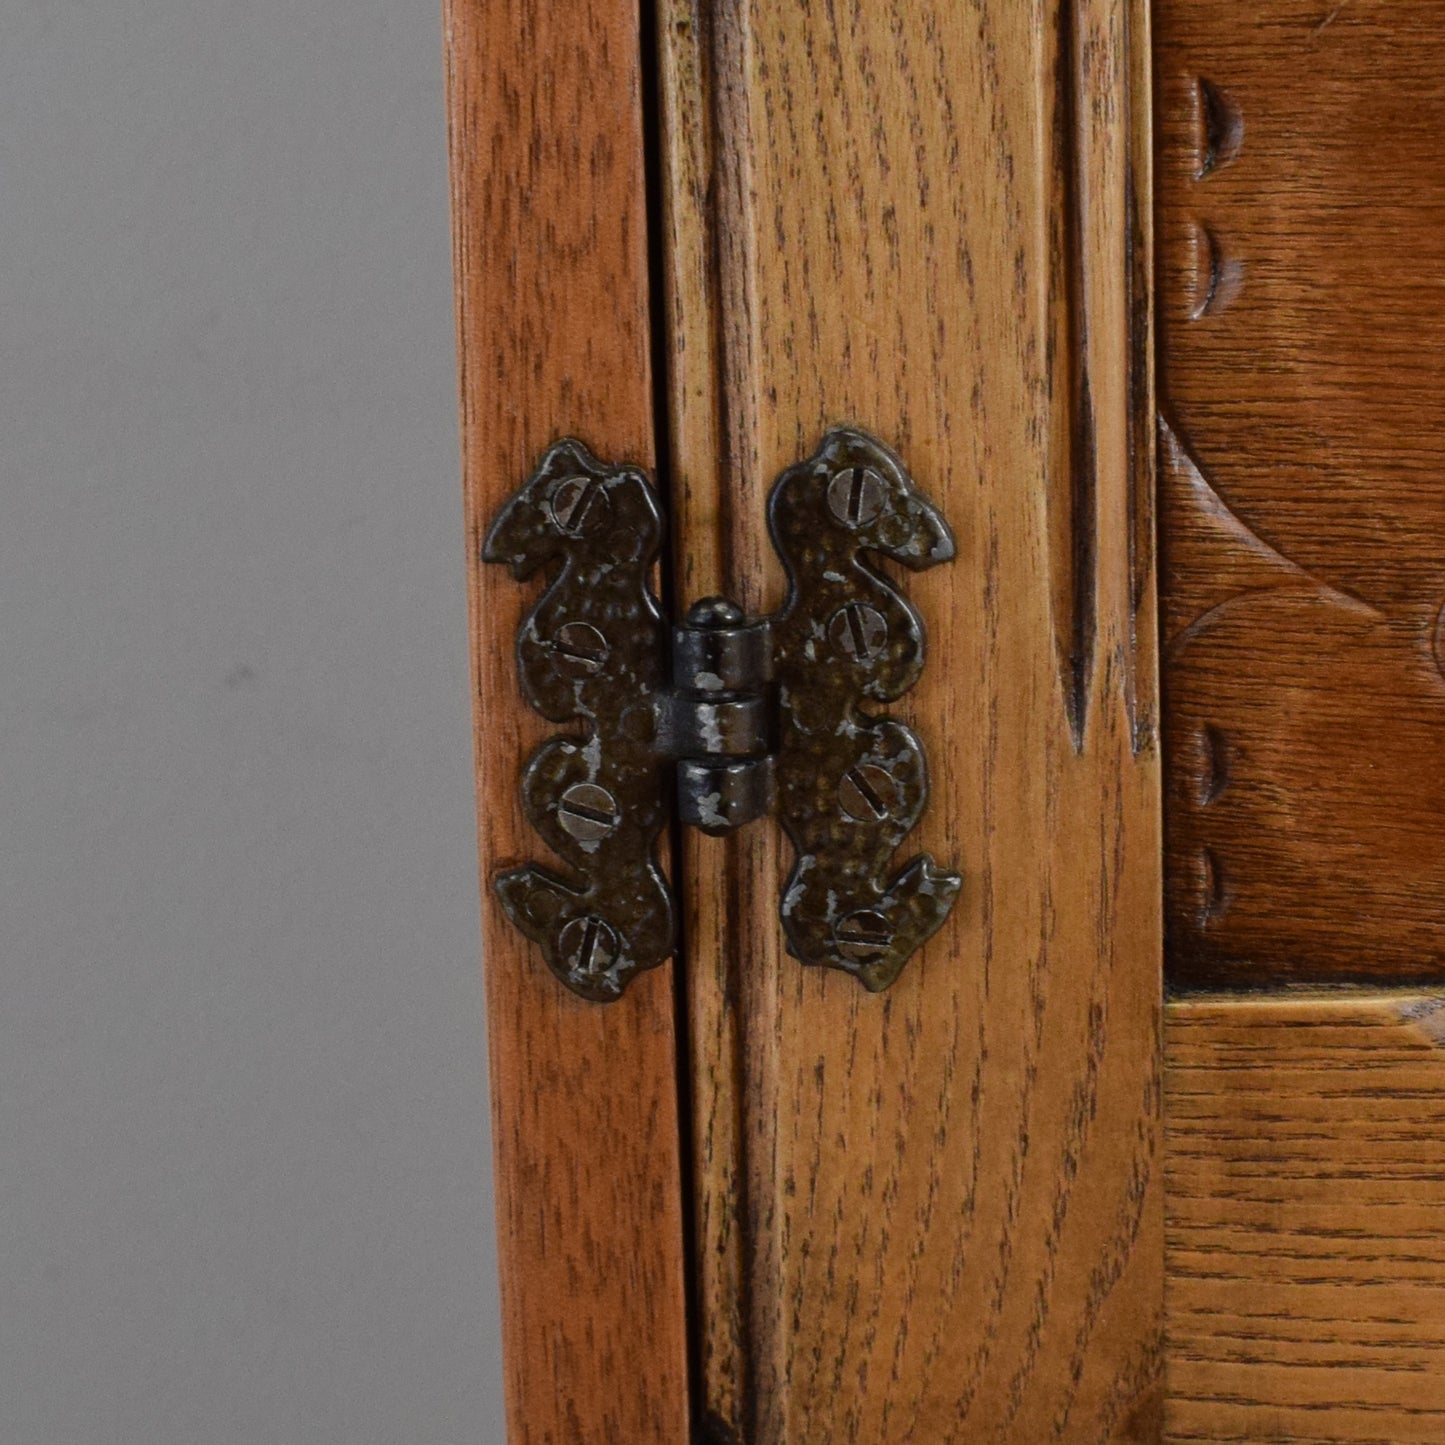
[445,3,692,1440]
[1166,995,1445,1444]
[1156,0,1445,987]
[655,3,754,1435]
[657,2,1163,1439]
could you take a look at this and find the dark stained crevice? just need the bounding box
[1125,158,1156,755]
[1052,0,1099,750]
[637,1,708,1437]
[1196,76,1244,178]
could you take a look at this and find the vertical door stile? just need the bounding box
[656,2,1164,1439]
[445,3,693,1440]
[656,8,757,1433]
[655,3,781,1438]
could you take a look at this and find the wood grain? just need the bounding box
[1166,995,1445,1443]
[1156,0,1445,986]
[654,3,755,1433]
[444,3,692,1440]
[657,2,1163,1438]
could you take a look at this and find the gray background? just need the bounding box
[1,3,504,1440]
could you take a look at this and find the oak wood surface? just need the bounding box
[445,4,692,1440]
[654,4,752,1433]
[1166,995,1445,1443]
[1156,0,1445,986]
[658,2,1163,1438]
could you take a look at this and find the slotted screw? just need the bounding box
[838,764,899,823]
[550,621,609,676]
[829,602,888,662]
[826,466,886,529]
[546,475,607,535]
[559,915,619,977]
[834,909,894,965]
[557,783,621,842]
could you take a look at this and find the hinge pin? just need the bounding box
[663,596,775,837]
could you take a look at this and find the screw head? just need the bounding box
[550,621,609,676]
[557,782,621,842]
[838,764,900,823]
[546,475,607,535]
[829,602,889,662]
[826,466,886,529]
[558,915,620,977]
[834,909,894,965]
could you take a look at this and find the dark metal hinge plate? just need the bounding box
[483,426,960,1000]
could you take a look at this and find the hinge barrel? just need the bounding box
[660,598,775,835]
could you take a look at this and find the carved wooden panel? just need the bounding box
[1157,0,1445,986]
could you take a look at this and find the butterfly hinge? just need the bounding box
[482,426,961,1002]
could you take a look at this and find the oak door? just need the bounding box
[448,2,1445,1441]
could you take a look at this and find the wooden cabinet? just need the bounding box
[1157,5,1445,1440]
[446,2,1445,1440]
